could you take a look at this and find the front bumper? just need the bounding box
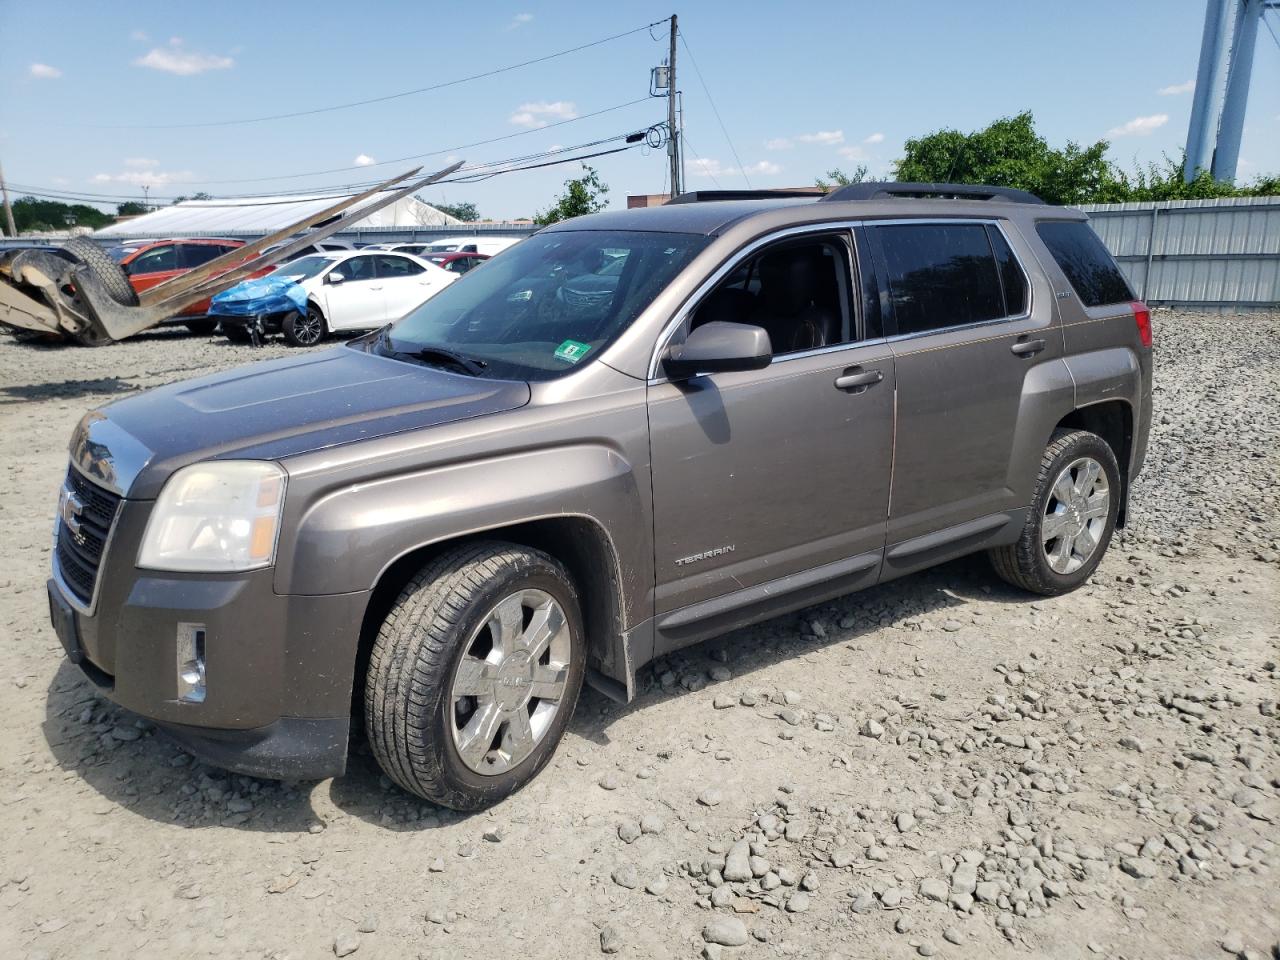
[49,500,370,780]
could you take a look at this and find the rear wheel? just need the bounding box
[282,305,326,346]
[365,542,585,810]
[988,429,1120,595]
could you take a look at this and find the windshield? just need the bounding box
[270,255,335,280]
[368,230,708,381]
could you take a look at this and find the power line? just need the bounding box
[680,133,721,188]
[677,28,751,188]
[92,19,671,129]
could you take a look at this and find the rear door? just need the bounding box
[375,254,450,320]
[122,243,181,296]
[866,219,1063,574]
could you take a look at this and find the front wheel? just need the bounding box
[988,429,1121,596]
[282,305,326,347]
[365,542,585,810]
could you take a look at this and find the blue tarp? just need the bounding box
[210,276,308,317]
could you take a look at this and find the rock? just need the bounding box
[356,916,377,934]
[646,875,670,896]
[850,891,876,914]
[778,708,801,726]
[951,861,978,896]
[1119,735,1145,752]
[713,696,736,709]
[428,857,445,873]
[918,942,937,957]
[612,864,640,889]
[482,826,505,843]
[640,814,665,835]
[709,666,733,682]
[896,812,916,832]
[786,892,810,913]
[942,619,962,632]
[600,924,621,954]
[896,915,915,934]
[598,772,621,791]
[333,933,360,957]
[920,878,949,902]
[974,881,1000,903]
[110,725,140,742]
[723,840,752,882]
[800,871,819,892]
[711,885,735,908]
[698,788,723,807]
[1120,857,1158,879]
[702,917,749,947]
[861,718,885,739]
[1221,932,1245,954]
[943,927,963,945]
[617,821,641,844]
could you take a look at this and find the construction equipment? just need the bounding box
[0,163,462,346]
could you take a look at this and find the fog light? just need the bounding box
[176,622,206,703]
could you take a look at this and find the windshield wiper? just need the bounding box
[404,345,489,376]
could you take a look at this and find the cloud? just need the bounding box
[93,169,197,186]
[1106,113,1169,137]
[123,157,158,169]
[508,12,533,29]
[765,137,793,151]
[691,158,781,178]
[864,132,885,144]
[1157,80,1195,96]
[134,39,234,76]
[509,100,577,128]
[30,63,62,79]
[353,154,376,167]
[838,145,868,160]
[796,130,844,146]
[130,29,149,42]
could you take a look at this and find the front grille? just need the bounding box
[55,467,122,607]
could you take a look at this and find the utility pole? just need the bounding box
[0,155,17,237]
[667,14,682,199]
[141,184,151,210]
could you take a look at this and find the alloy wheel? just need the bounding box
[448,588,572,775]
[1041,456,1110,575]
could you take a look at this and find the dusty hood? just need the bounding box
[72,346,530,499]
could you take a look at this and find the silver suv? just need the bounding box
[47,183,1152,809]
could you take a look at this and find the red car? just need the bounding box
[107,238,256,334]
[421,251,489,275]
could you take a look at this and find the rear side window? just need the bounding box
[873,223,1005,335]
[181,244,226,268]
[1036,221,1132,307]
[987,226,1028,315]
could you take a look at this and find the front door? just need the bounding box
[323,254,385,330]
[647,230,894,644]
[865,220,1064,565]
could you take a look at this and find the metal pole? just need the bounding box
[0,156,17,237]
[668,14,681,199]
[1213,0,1262,182]
[1185,0,1233,181]
[1143,207,1159,301]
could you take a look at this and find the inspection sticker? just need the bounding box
[554,340,592,364]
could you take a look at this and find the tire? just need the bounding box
[988,429,1121,596]
[184,318,218,336]
[60,237,138,347]
[222,322,254,344]
[281,305,326,347]
[365,542,586,810]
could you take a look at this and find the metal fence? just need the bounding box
[1077,196,1279,312]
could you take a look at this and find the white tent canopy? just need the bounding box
[95,191,462,237]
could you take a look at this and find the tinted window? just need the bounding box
[1036,221,1132,307]
[181,244,226,268]
[874,223,1005,335]
[338,255,377,281]
[380,230,708,381]
[127,244,178,275]
[374,254,423,277]
[987,226,1028,315]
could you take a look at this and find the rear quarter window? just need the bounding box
[1036,221,1133,307]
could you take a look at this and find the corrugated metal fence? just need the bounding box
[1077,196,1279,311]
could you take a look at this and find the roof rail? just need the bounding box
[666,189,827,205]
[820,182,1046,205]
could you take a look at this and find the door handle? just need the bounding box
[1010,337,1046,357]
[834,368,884,391]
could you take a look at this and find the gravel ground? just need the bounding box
[0,312,1277,960]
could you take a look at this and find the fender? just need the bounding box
[275,443,644,604]
[1064,346,1142,411]
[1004,357,1078,506]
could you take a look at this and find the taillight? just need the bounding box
[1132,301,1152,348]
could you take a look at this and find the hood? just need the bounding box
[74,346,530,499]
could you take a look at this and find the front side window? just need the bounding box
[335,255,377,282]
[689,235,854,353]
[1036,220,1132,307]
[372,230,709,381]
[127,244,178,275]
[873,223,1005,335]
[374,254,423,277]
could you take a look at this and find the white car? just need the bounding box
[418,236,523,256]
[219,250,457,346]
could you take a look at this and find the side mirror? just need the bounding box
[663,321,772,380]
[325,271,345,284]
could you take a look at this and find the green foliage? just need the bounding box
[534,165,610,225]
[432,200,479,222]
[1094,154,1279,202]
[893,112,1112,206]
[116,201,147,216]
[12,196,113,233]
[815,165,869,191]
[170,192,212,204]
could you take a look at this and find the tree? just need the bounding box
[534,164,609,225]
[1094,154,1278,202]
[171,192,212,205]
[815,165,869,191]
[432,200,479,222]
[11,196,113,233]
[116,201,147,216]
[893,111,1112,206]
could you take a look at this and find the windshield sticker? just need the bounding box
[554,340,592,364]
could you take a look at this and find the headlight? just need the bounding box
[138,461,286,572]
